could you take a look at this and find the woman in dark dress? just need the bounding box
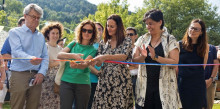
[178,19,208,109]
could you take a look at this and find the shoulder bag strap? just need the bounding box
[69,42,76,52]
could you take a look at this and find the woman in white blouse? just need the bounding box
[133,9,182,109]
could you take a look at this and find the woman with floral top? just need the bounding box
[92,14,133,109]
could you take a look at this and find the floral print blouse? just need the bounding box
[134,29,182,109]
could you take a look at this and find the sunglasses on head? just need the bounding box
[82,28,93,34]
[126,33,135,36]
[189,26,201,32]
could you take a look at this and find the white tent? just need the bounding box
[0,26,9,50]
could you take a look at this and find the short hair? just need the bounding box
[23,3,43,17]
[95,22,104,31]
[126,27,137,35]
[143,9,164,29]
[103,14,125,47]
[75,20,98,45]
[18,17,25,26]
[41,22,64,41]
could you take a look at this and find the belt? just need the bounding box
[23,70,38,73]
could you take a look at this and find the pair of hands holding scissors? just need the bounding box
[69,53,105,69]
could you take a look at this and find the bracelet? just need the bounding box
[152,54,159,61]
[210,77,215,83]
[0,80,4,83]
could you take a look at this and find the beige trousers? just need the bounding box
[206,82,217,109]
[10,71,42,109]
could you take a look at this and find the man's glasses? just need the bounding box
[27,14,41,20]
[189,26,201,32]
[126,33,135,36]
[82,28,93,34]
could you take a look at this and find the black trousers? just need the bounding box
[136,88,162,109]
[87,83,97,109]
[60,81,91,109]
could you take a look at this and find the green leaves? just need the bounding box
[0,10,6,25]
[139,0,220,45]
[0,0,23,31]
[1,0,219,45]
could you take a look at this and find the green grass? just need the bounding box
[213,104,220,109]
[3,102,10,109]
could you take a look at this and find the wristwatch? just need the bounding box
[210,77,215,83]
[153,54,159,61]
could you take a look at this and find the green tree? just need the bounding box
[5,0,23,14]
[1,0,24,31]
[127,8,148,36]
[63,30,75,46]
[17,0,97,24]
[139,0,220,45]
[82,0,148,38]
[0,10,7,25]
[83,0,130,29]
[61,21,77,45]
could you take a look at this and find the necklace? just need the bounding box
[151,37,161,48]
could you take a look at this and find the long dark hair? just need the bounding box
[182,19,208,57]
[103,14,125,47]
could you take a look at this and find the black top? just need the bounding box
[178,42,204,78]
[178,41,207,109]
[145,43,164,90]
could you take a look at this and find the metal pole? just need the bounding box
[2,0,5,10]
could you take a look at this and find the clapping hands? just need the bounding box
[138,44,148,58]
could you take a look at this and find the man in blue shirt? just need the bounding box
[8,4,49,109]
[1,17,25,80]
[205,44,219,109]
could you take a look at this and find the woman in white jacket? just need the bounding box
[133,9,182,109]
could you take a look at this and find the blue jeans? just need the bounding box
[132,75,137,99]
